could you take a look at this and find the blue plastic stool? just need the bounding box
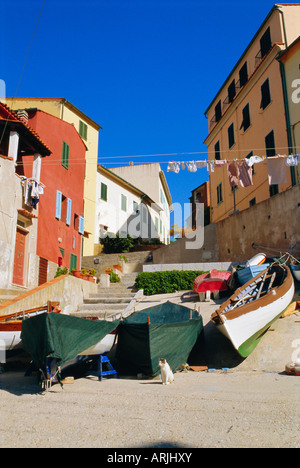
[86,351,118,381]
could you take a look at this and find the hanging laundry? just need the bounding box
[245,155,264,167]
[207,160,214,173]
[186,161,197,172]
[181,162,185,170]
[167,162,180,173]
[286,154,299,166]
[237,160,253,187]
[215,160,227,167]
[227,161,239,187]
[24,180,33,206]
[195,161,207,169]
[267,156,287,185]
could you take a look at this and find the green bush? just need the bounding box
[110,272,121,283]
[100,233,134,254]
[54,266,69,277]
[134,270,207,296]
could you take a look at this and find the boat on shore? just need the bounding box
[115,301,203,376]
[211,264,294,358]
[193,269,231,299]
[20,312,119,382]
[290,257,300,281]
[0,304,60,352]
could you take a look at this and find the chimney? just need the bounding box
[17,109,29,123]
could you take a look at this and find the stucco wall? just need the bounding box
[152,223,219,265]
[0,274,97,317]
[217,184,300,262]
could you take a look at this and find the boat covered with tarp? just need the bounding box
[21,312,120,374]
[115,301,203,377]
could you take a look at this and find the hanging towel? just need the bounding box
[227,162,239,187]
[286,154,299,166]
[207,160,214,172]
[167,162,180,173]
[215,160,227,167]
[186,161,197,172]
[238,160,253,187]
[245,155,264,167]
[195,161,207,169]
[267,156,287,185]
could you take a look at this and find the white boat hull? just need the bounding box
[0,331,22,351]
[215,280,294,356]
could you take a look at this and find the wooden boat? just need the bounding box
[193,269,231,298]
[21,313,120,381]
[116,301,203,376]
[246,253,267,267]
[290,263,300,281]
[0,303,60,351]
[237,264,270,285]
[211,264,294,358]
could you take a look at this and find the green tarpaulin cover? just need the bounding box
[21,313,120,368]
[116,301,203,376]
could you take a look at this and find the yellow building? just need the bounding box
[277,36,300,184]
[6,97,102,256]
[203,4,300,224]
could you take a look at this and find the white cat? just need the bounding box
[159,358,174,385]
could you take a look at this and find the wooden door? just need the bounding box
[13,228,26,286]
[38,258,48,286]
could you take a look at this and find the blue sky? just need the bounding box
[2,0,279,225]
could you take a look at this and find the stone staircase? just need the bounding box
[72,272,141,320]
[0,287,27,306]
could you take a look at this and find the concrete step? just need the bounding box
[84,296,132,304]
[72,310,123,320]
[78,302,127,311]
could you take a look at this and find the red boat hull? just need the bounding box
[193,269,231,293]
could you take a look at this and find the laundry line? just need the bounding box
[167,154,299,188]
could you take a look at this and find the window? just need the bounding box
[260,78,271,110]
[155,217,159,232]
[55,190,62,219]
[228,123,235,149]
[133,201,138,212]
[142,204,147,223]
[66,198,72,226]
[260,27,272,58]
[78,216,85,235]
[70,253,77,271]
[239,61,248,87]
[265,130,276,157]
[217,183,223,204]
[101,183,107,201]
[265,130,278,196]
[214,141,221,160]
[62,141,70,169]
[249,197,256,207]
[121,194,127,212]
[228,80,236,103]
[240,103,250,132]
[215,100,222,122]
[79,120,88,140]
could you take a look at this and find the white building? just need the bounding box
[96,164,172,251]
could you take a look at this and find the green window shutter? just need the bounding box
[101,183,107,201]
[70,253,77,271]
[79,121,88,140]
[62,141,70,169]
